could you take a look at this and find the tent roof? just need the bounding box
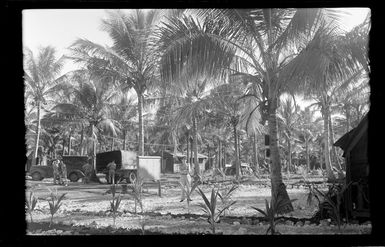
[334,113,368,157]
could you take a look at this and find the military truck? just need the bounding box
[27,155,89,182]
[96,150,138,183]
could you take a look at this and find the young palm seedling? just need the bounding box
[109,184,122,228]
[179,179,200,213]
[47,188,67,228]
[314,182,351,230]
[251,196,297,235]
[197,187,236,234]
[131,177,144,214]
[26,191,40,223]
[218,184,238,216]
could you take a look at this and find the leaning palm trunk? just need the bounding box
[33,101,42,165]
[137,92,144,156]
[322,106,336,181]
[193,116,199,178]
[268,98,293,213]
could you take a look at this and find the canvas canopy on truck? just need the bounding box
[96,150,137,172]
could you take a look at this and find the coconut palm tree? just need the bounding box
[277,97,300,174]
[24,46,67,163]
[68,9,168,156]
[51,71,120,180]
[157,8,367,212]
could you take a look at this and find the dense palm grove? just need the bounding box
[24,9,370,213]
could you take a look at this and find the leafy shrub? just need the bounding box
[47,188,67,228]
[251,197,297,235]
[197,187,236,234]
[313,182,351,230]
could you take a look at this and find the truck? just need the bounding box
[27,155,89,182]
[96,150,138,183]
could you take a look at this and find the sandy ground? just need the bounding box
[25,173,371,235]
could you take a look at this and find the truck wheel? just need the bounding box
[128,171,137,184]
[32,172,43,181]
[69,172,79,182]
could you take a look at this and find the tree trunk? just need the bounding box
[193,116,199,177]
[253,133,259,173]
[218,137,222,170]
[137,92,144,156]
[79,124,84,155]
[33,101,42,165]
[322,106,336,181]
[305,138,310,172]
[223,143,226,169]
[233,123,240,180]
[111,137,114,151]
[90,124,100,182]
[186,131,190,165]
[268,97,293,213]
[123,129,127,150]
[345,104,351,133]
[172,130,178,155]
[329,114,343,172]
[286,135,292,174]
[68,128,72,155]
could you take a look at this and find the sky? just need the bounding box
[23,8,370,112]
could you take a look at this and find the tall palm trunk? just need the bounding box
[137,92,144,156]
[90,124,100,182]
[253,133,259,173]
[193,116,199,177]
[186,131,190,165]
[322,105,336,181]
[68,128,72,155]
[123,129,127,150]
[33,101,42,165]
[218,137,222,169]
[305,137,310,172]
[232,122,240,180]
[286,135,292,174]
[172,130,178,155]
[79,124,84,155]
[344,104,351,133]
[268,97,293,213]
[329,114,343,173]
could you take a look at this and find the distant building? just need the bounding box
[152,151,208,174]
[334,113,369,219]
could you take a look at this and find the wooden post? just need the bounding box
[158,180,161,197]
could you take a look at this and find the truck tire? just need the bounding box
[32,171,43,181]
[128,171,137,184]
[69,172,79,182]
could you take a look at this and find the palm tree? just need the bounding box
[157,9,366,212]
[171,78,211,179]
[68,9,165,156]
[52,71,119,180]
[24,46,66,164]
[277,97,300,174]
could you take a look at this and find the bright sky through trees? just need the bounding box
[23,8,370,111]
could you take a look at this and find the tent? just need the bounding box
[334,113,369,219]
